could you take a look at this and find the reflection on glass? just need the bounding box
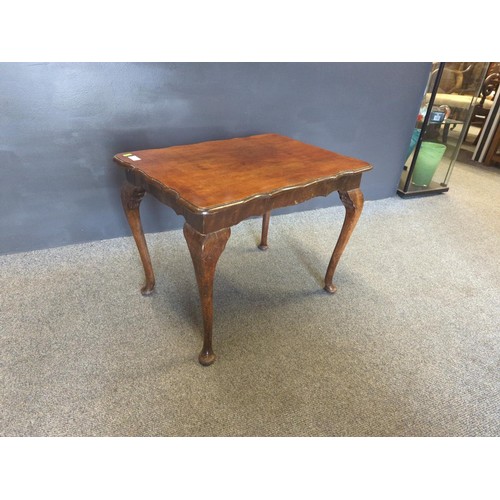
[398,62,489,197]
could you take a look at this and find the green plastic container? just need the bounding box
[412,142,447,187]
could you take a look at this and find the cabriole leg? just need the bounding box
[183,223,231,366]
[324,188,364,293]
[121,182,155,296]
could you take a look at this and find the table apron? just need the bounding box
[125,169,362,234]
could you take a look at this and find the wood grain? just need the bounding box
[114,134,371,212]
[258,211,271,250]
[324,189,364,293]
[121,182,155,295]
[183,223,231,366]
[116,134,372,365]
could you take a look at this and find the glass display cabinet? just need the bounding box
[398,62,489,197]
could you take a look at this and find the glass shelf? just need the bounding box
[398,62,489,197]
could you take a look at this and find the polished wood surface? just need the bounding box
[258,211,271,251]
[324,189,364,294]
[183,223,231,366]
[114,133,371,211]
[115,134,372,365]
[121,183,155,296]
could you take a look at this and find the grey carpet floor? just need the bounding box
[1,161,499,436]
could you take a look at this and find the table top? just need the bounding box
[114,133,371,212]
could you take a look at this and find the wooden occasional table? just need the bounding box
[114,134,372,365]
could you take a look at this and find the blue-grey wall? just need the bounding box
[0,62,430,255]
